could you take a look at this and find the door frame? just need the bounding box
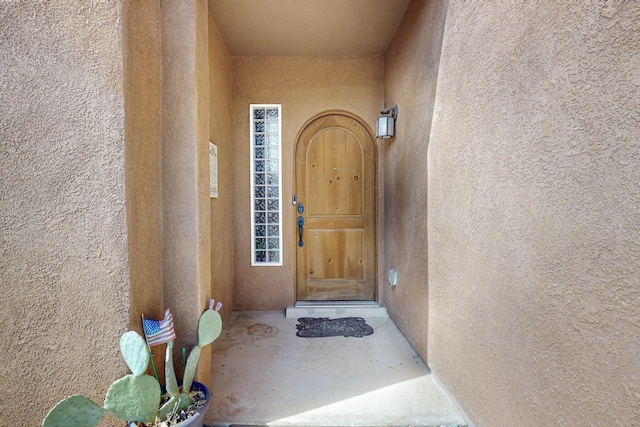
[292,110,378,302]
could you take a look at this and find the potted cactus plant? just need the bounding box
[42,300,223,427]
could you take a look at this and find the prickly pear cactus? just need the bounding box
[104,374,161,422]
[157,392,191,420]
[42,395,105,427]
[198,308,222,347]
[163,338,192,416]
[42,302,224,427]
[164,341,179,398]
[180,305,222,396]
[104,331,161,422]
[120,331,149,376]
[181,344,201,393]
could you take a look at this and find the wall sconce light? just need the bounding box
[376,103,398,139]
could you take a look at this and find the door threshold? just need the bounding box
[294,300,379,307]
[286,301,388,318]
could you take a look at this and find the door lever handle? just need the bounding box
[297,216,304,247]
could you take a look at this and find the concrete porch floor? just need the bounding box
[205,310,469,427]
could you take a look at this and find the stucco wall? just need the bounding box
[124,0,164,332]
[381,0,448,363]
[161,0,212,386]
[0,2,129,426]
[232,56,383,309]
[428,1,640,425]
[208,13,235,322]
[123,0,167,384]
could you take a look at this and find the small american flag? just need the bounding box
[142,308,176,347]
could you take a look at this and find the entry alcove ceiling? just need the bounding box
[208,0,412,56]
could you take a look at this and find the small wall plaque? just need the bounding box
[209,142,218,198]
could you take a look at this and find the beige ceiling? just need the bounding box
[207,0,411,56]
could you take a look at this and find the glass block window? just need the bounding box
[250,104,282,266]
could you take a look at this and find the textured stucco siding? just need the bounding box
[0,2,129,426]
[208,12,235,322]
[124,0,164,332]
[231,56,383,309]
[428,1,640,425]
[161,0,213,386]
[381,0,448,364]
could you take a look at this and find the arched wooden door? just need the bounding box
[294,113,376,301]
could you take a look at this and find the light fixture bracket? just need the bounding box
[386,105,398,121]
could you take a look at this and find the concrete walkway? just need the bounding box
[206,310,468,427]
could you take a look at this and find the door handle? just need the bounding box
[297,216,304,247]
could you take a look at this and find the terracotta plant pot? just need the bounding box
[128,381,211,427]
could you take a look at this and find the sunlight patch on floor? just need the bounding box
[207,310,468,427]
[270,375,467,426]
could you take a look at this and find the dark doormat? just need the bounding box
[296,317,374,338]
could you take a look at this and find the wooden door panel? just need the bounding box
[295,114,376,301]
[307,128,363,216]
[303,280,366,301]
[345,131,364,215]
[308,229,364,280]
[306,217,364,229]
